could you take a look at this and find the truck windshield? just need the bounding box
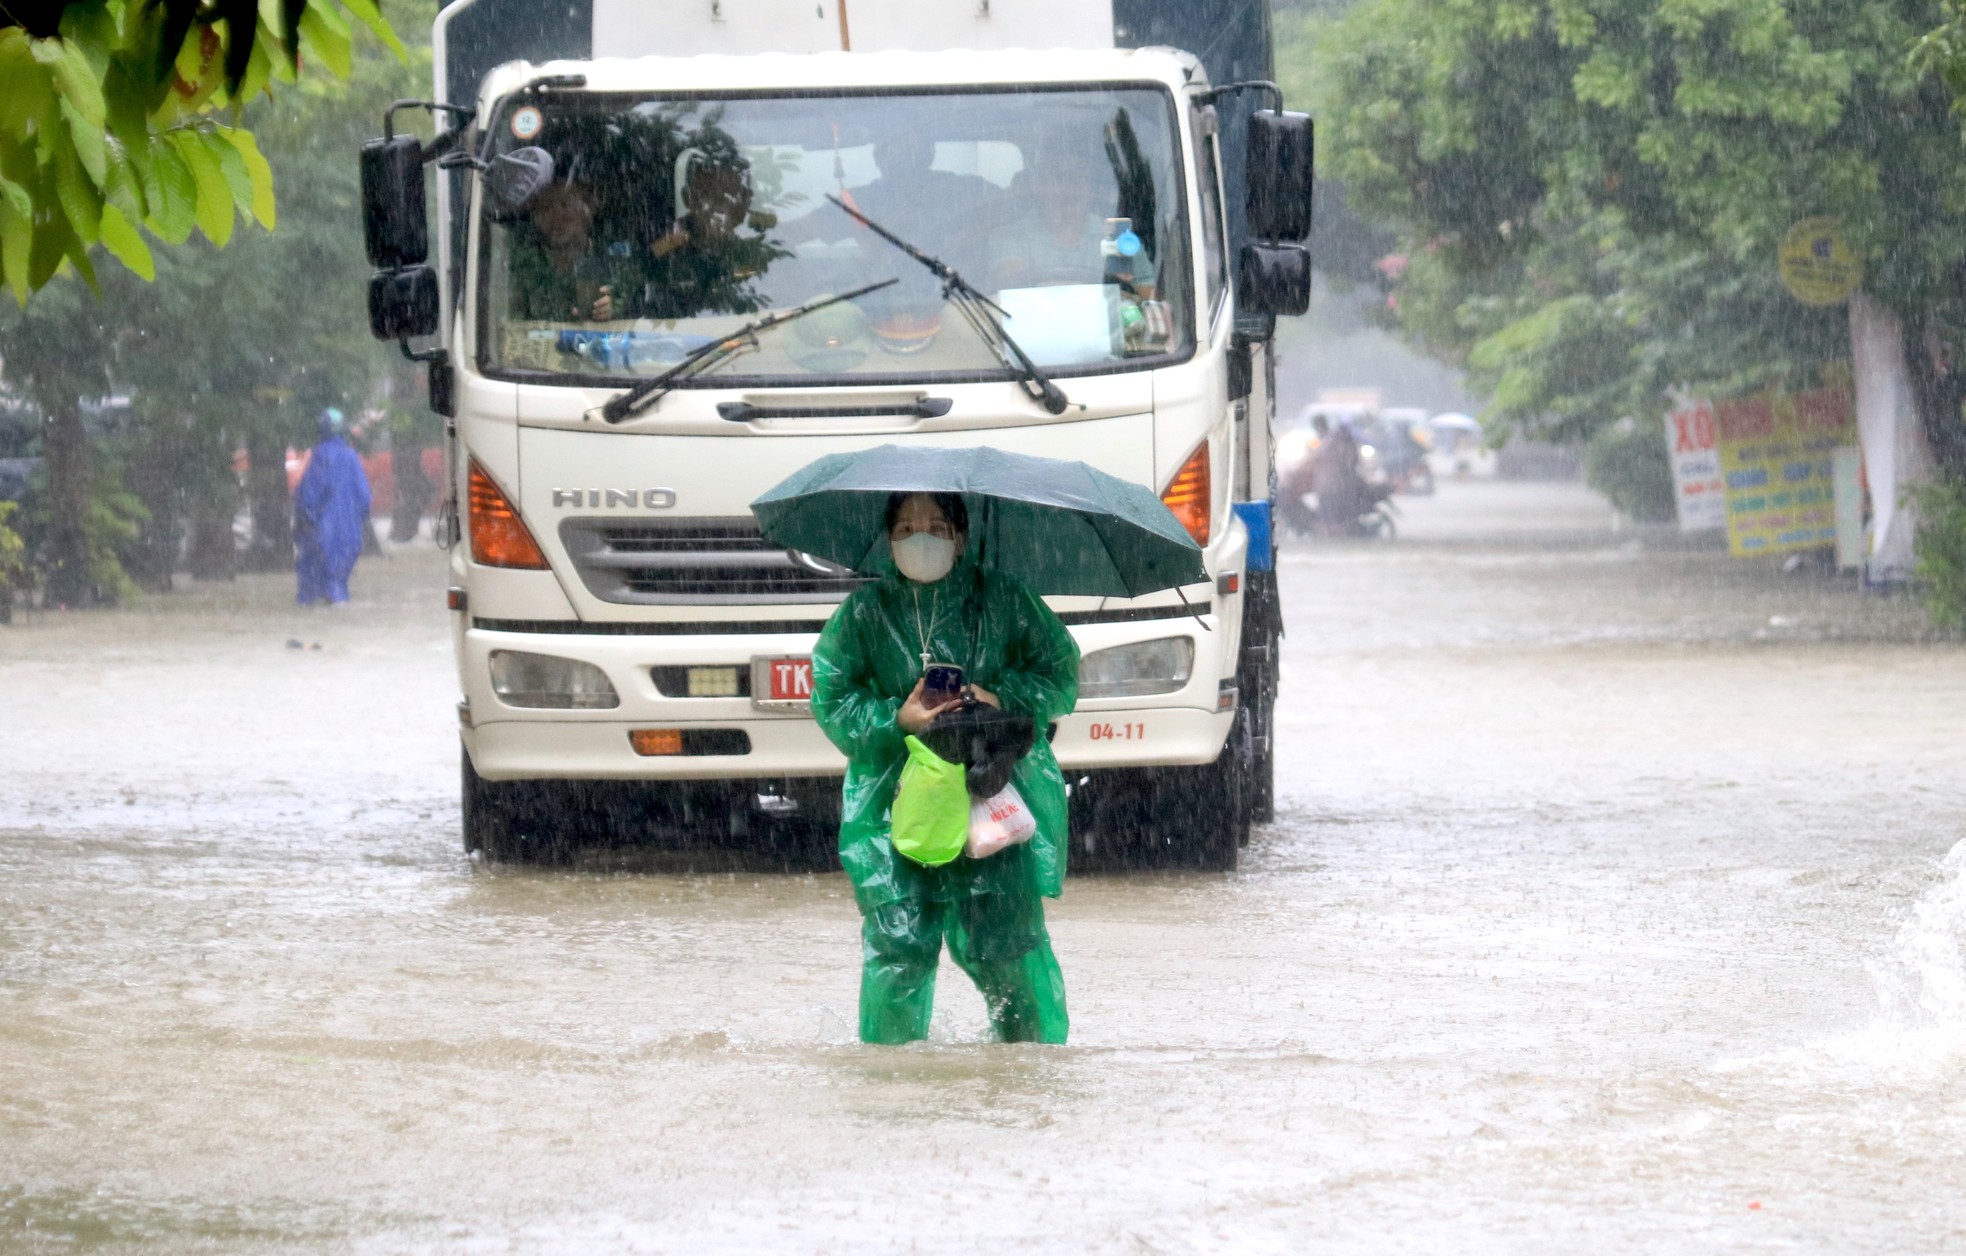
[478,86,1193,386]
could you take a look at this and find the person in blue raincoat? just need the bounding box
[810,491,1080,1044]
[293,408,372,606]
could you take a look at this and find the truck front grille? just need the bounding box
[559,517,869,605]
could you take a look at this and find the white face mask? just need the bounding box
[891,532,958,583]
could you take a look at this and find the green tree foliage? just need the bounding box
[0,1,428,606]
[115,12,437,574]
[0,500,25,621]
[1315,0,1966,473]
[0,0,403,302]
[1274,0,1399,291]
[1914,0,1966,120]
[1583,416,1677,523]
[1911,480,1966,627]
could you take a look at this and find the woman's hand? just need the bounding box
[897,678,961,734]
[966,684,1001,709]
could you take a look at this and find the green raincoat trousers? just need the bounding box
[810,560,1080,1044]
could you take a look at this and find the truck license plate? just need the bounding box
[751,656,814,712]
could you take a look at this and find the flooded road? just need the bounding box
[4,479,1965,1253]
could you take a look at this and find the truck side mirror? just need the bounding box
[368,266,440,340]
[360,134,429,267]
[1237,242,1310,317]
[1245,111,1313,243]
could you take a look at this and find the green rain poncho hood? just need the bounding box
[809,559,1080,913]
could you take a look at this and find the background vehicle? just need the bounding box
[1426,411,1495,478]
[1364,406,1434,495]
[361,0,1314,869]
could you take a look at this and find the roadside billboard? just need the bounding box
[1664,400,1726,532]
[1713,388,1854,557]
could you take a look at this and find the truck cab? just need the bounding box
[364,1,1311,867]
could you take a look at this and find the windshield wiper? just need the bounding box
[598,277,899,424]
[825,195,1071,415]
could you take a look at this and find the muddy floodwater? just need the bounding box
[4,480,1965,1253]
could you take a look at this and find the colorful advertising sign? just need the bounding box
[1664,400,1726,532]
[1713,388,1855,557]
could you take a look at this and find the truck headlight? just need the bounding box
[1077,637,1195,699]
[489,650,620,709]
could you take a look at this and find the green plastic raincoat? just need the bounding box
[810,558,1080,1044]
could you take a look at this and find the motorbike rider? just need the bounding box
[1308,417,1378,536]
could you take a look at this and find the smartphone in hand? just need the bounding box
[922,663,965,707]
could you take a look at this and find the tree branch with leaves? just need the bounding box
[0,0,403,302]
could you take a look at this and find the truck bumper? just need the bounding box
[458,612,1239,783]
[463,704,1237,782]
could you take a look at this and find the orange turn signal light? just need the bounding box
[1161,441,1211,546]
[629,729,685,756]
[468,460,550,569]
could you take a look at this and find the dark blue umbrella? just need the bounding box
[750,444,1207,598]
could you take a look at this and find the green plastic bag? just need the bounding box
[890,735,969,867]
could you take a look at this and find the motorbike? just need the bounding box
[1277,483,1398,539]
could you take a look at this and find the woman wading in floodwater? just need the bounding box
[810,491,1080,1044]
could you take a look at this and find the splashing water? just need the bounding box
[1869,838,1966,1034]
[1714,839,1966,1086]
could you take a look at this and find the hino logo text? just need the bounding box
[552,489,678,509]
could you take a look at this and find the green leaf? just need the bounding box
[119,122,158,212]
[237,29,274,100]
[28,207,75,289]
[63,226,100,294]
[54,138,103,246]
[217,0,263,93]
[224,128,276,228]
[279,0,307,67]
[0,175,30,221]
[0,195,30,304]
[339,0,409,62]
[56,2,117,80]
[58,95,109,186]
[203,128,254,214]
[146,135,198,244]
[172,129,235,247]
[298,3,353,79]
[0,33,54,142]
[32,37,108,130]
[97,204,155,281]
[103,62,159,169]
[101,135,144,220]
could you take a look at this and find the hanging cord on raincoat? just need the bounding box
[911,572,987,691]
[910,582,945,670]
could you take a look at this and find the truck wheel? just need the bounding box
[1179,711,1247,872]
[1242,684,1273,829]
[461,746,567,864]
[1238,572,1282,828]
[1248,736,1276,828]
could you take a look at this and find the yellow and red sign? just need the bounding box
[1777,218,1861,307]
[1714,388,1854,557]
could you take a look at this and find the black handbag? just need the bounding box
[922,699,1035,798]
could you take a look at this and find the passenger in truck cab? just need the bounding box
[983,128,1170,355]
[852,130,1001,275]
[986,131,1155,301]
[506,177,627,323]
[641,141,785,319]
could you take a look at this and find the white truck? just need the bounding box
[360,0,1312,869]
